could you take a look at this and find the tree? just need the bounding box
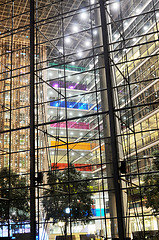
[42,164,93,236]
[143,150,159,224]
[0,168,29,224]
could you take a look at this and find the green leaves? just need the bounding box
[0,168,29,222]
[142,151,159,214]
[42,164,93,226]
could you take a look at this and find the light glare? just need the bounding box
[65,37,71,44]
[72,24,79,32]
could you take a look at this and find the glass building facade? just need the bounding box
[0,0,158,239]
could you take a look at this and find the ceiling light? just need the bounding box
[61,131,64,134]
[124,21,128,27]
[143,25,148,31]
[133,38,137,42]
[136,8,140,14]
[80,132,83,136]
[77,76,80,80]
[59,48,63,53]
[85,41,91,47]
[79,113,82,116]
[90,0,95,4]
[80,10,88,20]
[71,152,75,156]
[89,64,93,69]
[77,51,83,57]
[156,12,159,18]
[93,30,97,35]
[114,33,119,39]
[48,90,53,96]
[50,110,53,114]
[70,132,73,135]
[49,72,53,77]
[69,112,73,116]
[81,153,84,156]
[72,24,79,32]
[65,37,71,44]
[60,111,63,115]
[51,130,54,134]
[71,62,75,65]
[111,1,120,11]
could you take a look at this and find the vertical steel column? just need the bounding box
[30,0,36,240]
[99,0,125,239]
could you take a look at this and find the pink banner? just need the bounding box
[50,121,90,129]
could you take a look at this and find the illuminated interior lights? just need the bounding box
[85,41,91,47]
[59,48,63,53]
[90,0,95,4]
[111,1,120,11]
[114,33,119,39]
[77,51,83,57]
[136,8,140,14]
[72,24,79,32]
[80,10,88,20]
[93,29,97,35]
[49,72,53,77]
[143,25,148,31]
[65,37,71,44]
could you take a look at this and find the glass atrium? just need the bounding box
[0,0,158,239]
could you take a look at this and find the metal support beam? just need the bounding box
[30,0,36,240]
[99,0,125,239]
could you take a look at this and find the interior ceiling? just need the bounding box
[0,0,92,64]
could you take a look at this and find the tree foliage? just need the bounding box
[143,150,159,214]
[42,164,93,233]
[0,168,29,222]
